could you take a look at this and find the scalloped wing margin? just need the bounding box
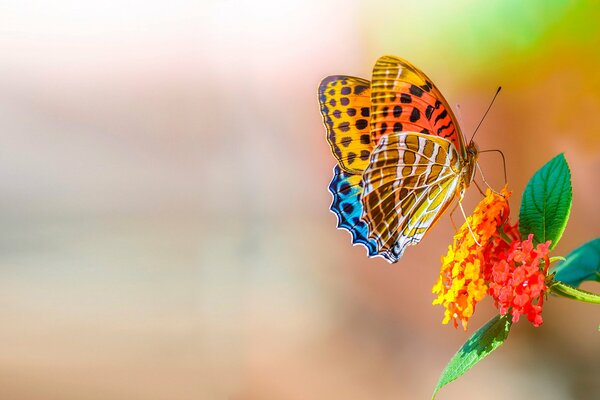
[328,165,393,261]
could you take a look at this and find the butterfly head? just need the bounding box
[465,141,479,185]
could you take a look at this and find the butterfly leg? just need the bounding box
[459,201,482,247]
[475,162,503,196]
[449,201,460,232]
[473,179,486,197]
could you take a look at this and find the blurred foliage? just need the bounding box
[366,1,600,76]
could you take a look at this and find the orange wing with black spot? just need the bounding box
[369,56,466,157]
[319,76,373,174]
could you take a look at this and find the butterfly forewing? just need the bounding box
[369,56,466,156]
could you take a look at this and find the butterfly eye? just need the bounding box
[467,142,479,157]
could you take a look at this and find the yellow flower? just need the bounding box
[432,187,511,330]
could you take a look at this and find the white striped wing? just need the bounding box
[361,132,464,262]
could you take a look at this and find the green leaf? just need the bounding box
[519,153,572,249]
[548,280,600,304]
[432,315,512,399]
[551,237,600,287]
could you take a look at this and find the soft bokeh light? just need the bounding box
[0,1,598,399]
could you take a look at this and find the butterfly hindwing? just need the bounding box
[319,76,373,174]
[329,165,394,260]
[361,132,463,261]
[369,56,466,156]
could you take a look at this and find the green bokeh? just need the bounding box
[366,0,600,72]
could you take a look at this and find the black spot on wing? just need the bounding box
[435,110,448,124]
[409,85,424,97]
[342,202,354,214]
[339,183,351,195]
[354,85,368,95]
[425,105,434,120]
[356,119,368,130]
[410,108,421,123]
[347,152,356,164]
[437,122,453,137]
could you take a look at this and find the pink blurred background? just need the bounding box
[0,1,599,399]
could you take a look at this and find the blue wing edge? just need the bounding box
[328,165,396,263]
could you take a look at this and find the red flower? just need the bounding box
[485,234,551,326]
[433,186,553,329]
[484,220,520,265]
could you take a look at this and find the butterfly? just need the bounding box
[319,56,479,263]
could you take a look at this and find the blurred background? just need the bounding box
[0,0,599,399]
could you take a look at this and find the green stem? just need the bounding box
[496,225,513,245]
[548,280,600,304]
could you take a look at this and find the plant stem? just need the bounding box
[497,225,512,245]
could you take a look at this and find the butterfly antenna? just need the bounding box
[469,86,502,143]
[456,103,464,127]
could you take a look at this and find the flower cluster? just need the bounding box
[486,234,550,326]
[432,187,511,330]
[432,187,551,330]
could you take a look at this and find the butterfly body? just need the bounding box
[319,56,478,262]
